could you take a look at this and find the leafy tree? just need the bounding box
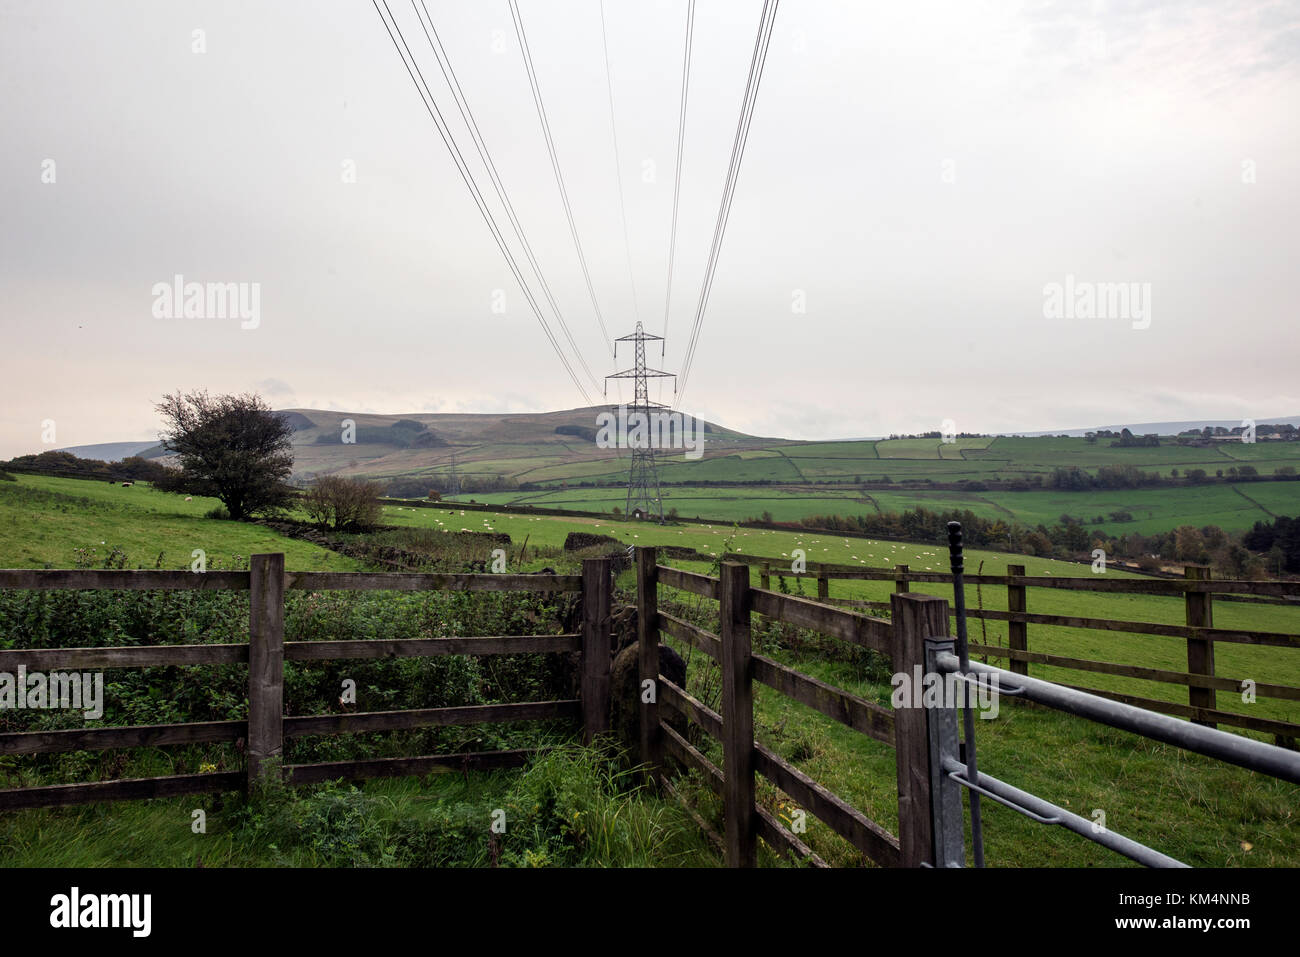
[1023,531,1054,556]
[1244,516,1300,573]
[1173,525,1207,563]
[154,391,295,520]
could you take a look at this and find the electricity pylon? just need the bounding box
[446,451,461,498]
[605,321,675,522]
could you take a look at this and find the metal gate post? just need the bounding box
[925,636,966,867]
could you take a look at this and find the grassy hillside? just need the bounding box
[275,405,766,481]
[0,475,359,571]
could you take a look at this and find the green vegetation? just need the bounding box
[0,747,721,867]
[0,476,358,570]
[654,577,1298,867]
[11,411,1300,543]
[0,472,1296,867]
[153,390,296,520]
[471,479,1300,536]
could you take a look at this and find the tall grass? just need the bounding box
[0,746,721,868]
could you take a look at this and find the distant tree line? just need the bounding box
[1180,423,1298,438]
[884,432,992,440]
[1,449,169,483]
[383,473,519,498]
[517,464,1300,495]
[1110,428,1160,447]
[778,506,1294,579]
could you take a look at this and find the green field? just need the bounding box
[468,480,1300,534]
[7,474,1297,739]
[1,473,1296,867]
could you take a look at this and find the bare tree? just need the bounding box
[303,476,384,530]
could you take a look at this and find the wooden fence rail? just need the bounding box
[648,547,1300,866]
[642,546,952,867]
[726,552,1300,740]
[0,554,612,811]
[725,553,1300,597]
[7,543,1295,866]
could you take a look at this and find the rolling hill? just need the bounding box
[38,407,1300,534]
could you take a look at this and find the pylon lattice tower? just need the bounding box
[446,451,461,498]
[606,321,675,522]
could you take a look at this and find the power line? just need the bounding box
[676,0,779,408]
[509,0,616,357]
[411,0,603,395]
[678,0,778,403]
[659,0,695,402]
[598,0,642,327]
[371,0,593,404]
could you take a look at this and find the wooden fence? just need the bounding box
[0,554,614,810]
[729,551,1300,740]
[6,545,1294,867]
[636,546,958,868]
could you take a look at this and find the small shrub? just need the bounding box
[303,476,384,530]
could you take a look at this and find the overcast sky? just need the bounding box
[2,0,1298,458]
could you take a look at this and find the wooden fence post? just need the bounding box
[248,552,285,790]
[890,591,951,867]
[1007,564,1028,677]
[760,563,771,591]
[895,564,910,593]
[719,562,756,867]
[636,548,661,783]
[581,557,612,743]
[817,570,829,601]
[1185,565,1215,728]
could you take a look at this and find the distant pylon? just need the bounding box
[446,451,461,498]
[606,321,676,522]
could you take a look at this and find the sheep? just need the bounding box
[184,496,192,501]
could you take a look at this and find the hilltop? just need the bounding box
[107,405,779,484]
